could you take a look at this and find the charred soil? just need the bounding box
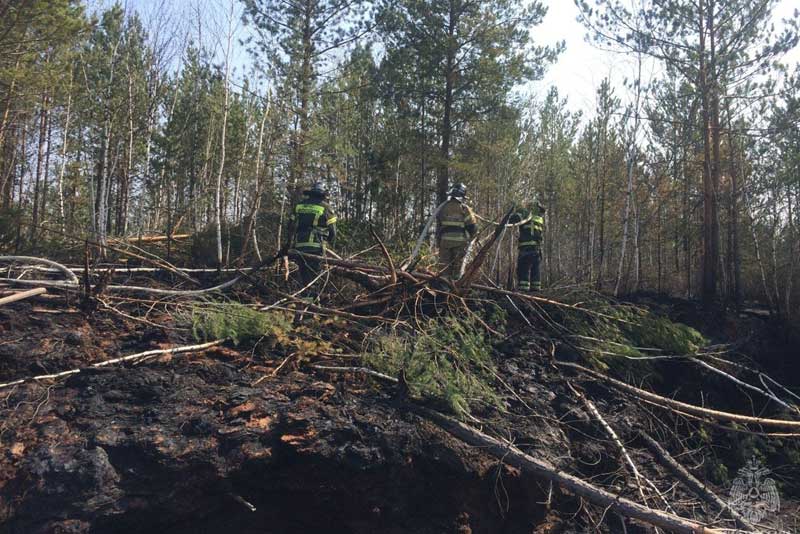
[1,283,799,534]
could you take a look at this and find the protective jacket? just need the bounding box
[510,207,543,251]
[291,196,337,252]
[510,205,544,291]
[436,198,477,245]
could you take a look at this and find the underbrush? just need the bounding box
[560,294,706,371]
[186,302,293,346]
[185,301,343,361]
[365,316,501,417]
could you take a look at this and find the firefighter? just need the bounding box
[435,182,477,280]
[510,200,545,292]
[290,181,337,292]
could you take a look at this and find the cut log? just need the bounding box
[638,431,757,532]
[0,287,47,306]
[415,406,724,534]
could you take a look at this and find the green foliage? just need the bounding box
[622,313,706,355]
[365,317,501,417]
[563,295,707,377]
[707,459,730,486]
[483,302,509,333]
[187,302,292,346]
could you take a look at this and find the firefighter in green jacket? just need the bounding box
[436,183,477,280]
[510,200,545,292]
[290,181,337,291]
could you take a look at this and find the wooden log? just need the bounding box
[689,356,796,412]
[310,364,399,383]
[569,383,650,505]
[370,227,397,286]
[0,266,255,274]
[0,340,225,390]
[0,256,79,284]
[2,277,242,297]
[556,360,800,429]
[0,287,47,306]
[457,208,514,291]
[130,233,191,242]
[638,431,757,532]
[415,406,724,534]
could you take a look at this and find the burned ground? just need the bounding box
[1,263,799,534]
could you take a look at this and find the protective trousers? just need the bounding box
[297,249,322,297]
[439,243,467,280]
[517,248,541,291]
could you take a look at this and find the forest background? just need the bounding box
[1,0,799,320]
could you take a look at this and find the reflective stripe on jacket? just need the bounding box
[509,207,543,249]
[519,215,544,247]
[437,199,477,244]
[292,199,337,250]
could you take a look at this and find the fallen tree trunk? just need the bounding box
[0,287,47,306]
[2,251,284,297]
[569,383,650,506]
[2,277,242,297]
[0,256,79,284]
[689,356,796,412]
[638,431,756,532]
[0,340,224,390]
[556,360,800,429]
[457,208,514,292]
[131,233,191,242]
[1,266,255,274]
[414,406,724,534]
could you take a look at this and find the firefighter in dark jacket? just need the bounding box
[510,200,545,292]
[436,183,477,280]
[290,181,337,291]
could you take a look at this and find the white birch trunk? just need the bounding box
[57,72,73,233]
[614,55,643,297]
[214,8,235,267]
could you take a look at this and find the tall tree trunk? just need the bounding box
[215,3,235,267]
[0,125,16,207]
[30,93,49,240]
[119,46,136,236]
[95,34,122,254]
[242,93,271,261]
[0,56,21,151]
[614,55,642,296]
[436,0,457,208]
[596,120,608,290]
[786,188,796,319]
[699,0,719,307]
[57,71,74,232]
[724,101,742,310]
[615,149,635,296]
[41,104,53,228]
[14,122,27,251]
[289,0,314,201]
